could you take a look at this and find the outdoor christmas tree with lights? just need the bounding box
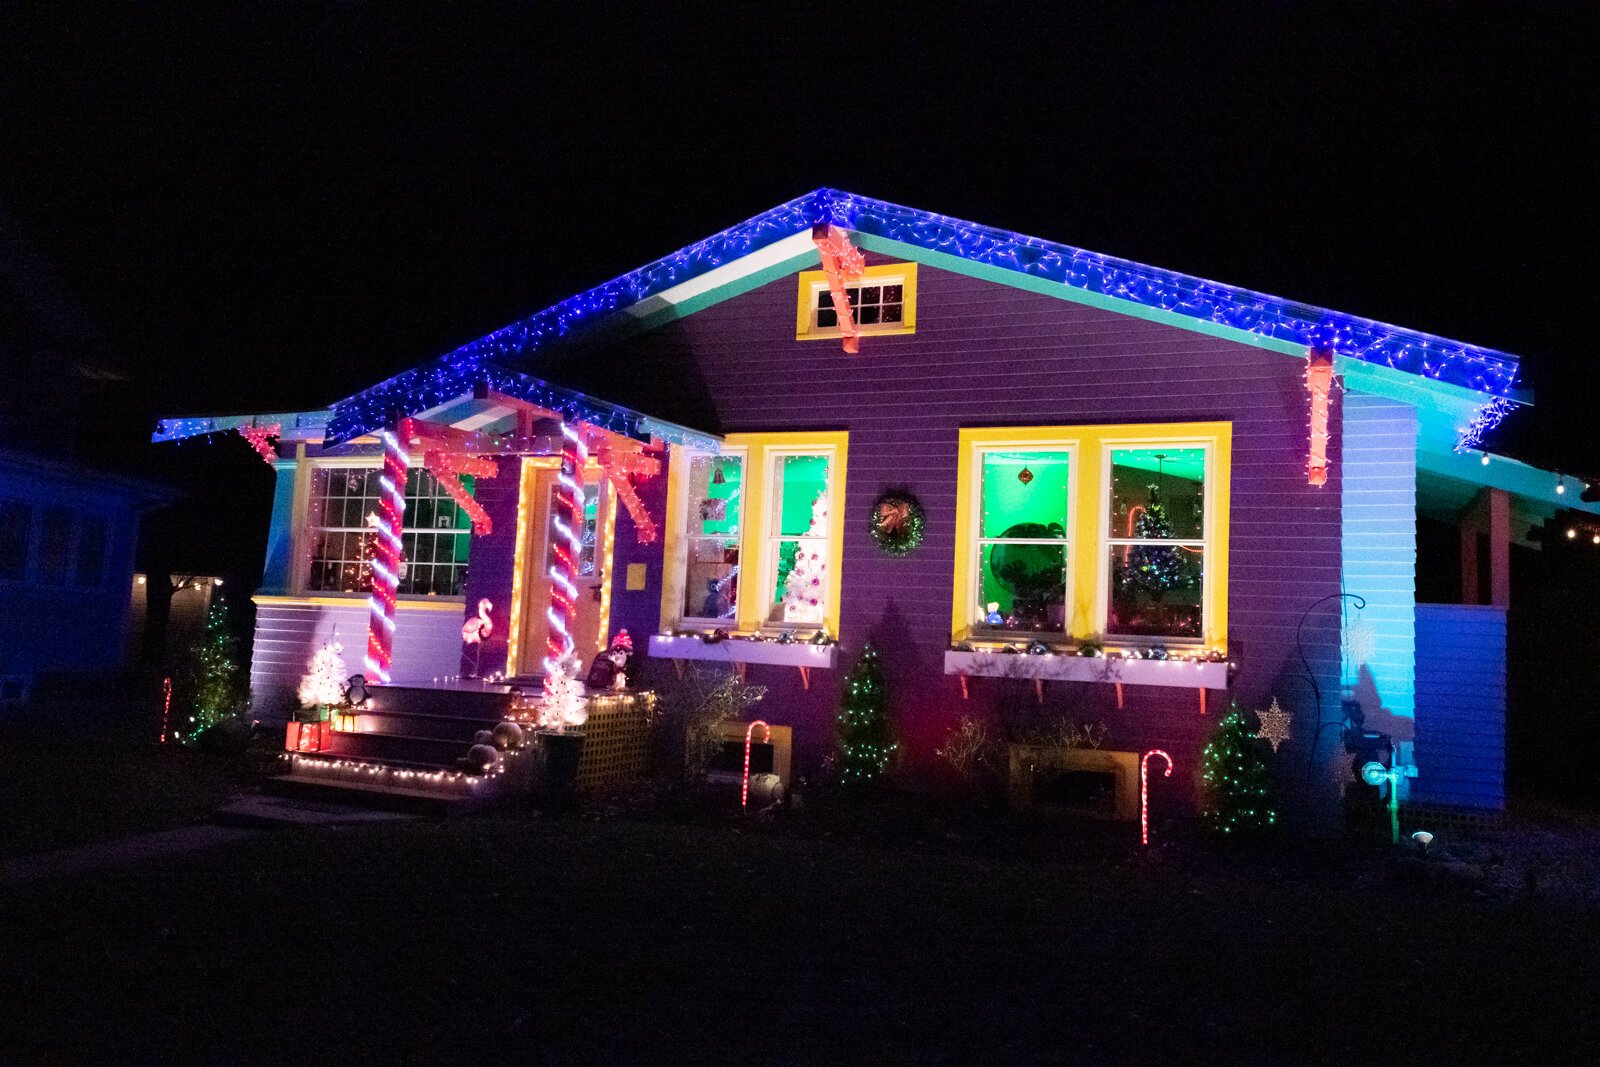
[780,489,828,625]
[837,644,896,785]
[180,599,244,743]
[1200,705,1278,836]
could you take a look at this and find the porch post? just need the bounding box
[544,422,587,672]
[1488,487,1511,609]
[366,423,408,684]
[1459,518,1480,605]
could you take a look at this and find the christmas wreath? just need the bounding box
[868,492,925,556]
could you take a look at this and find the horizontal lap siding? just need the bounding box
[250,601,465,719]
[1415,604,1506,810]
[542,258,1343,798]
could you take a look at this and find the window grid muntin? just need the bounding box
[305,466,474,597]
[763,449,832,628]
[680,448,747,626]
[810,278,906,334]
[1100,441,1212,644]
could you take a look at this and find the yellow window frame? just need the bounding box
[661,431,850,638]
[795,262,918,341]
[951,422,1231,652]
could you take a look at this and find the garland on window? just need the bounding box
[868,492,925,556]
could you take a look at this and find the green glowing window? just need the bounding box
[975,449,1070,634]
[681,450,745,623]
[767,453,831,626]
[1106,447,1205,639]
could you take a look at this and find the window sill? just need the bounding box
[944,650,1228,690]
[649,634,838,670]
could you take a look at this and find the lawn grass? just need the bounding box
[0,722,277,859]
[3,795,1598,1064]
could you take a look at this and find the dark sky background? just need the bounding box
[2,2,1596,577]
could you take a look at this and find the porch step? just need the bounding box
[366,682,513,722]
[349,709,508,744]
[323,731,477,765]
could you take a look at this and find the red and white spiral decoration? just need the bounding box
[544,423,587,673]
[366,427,408,684]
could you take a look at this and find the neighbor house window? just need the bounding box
[38,507,73,585]
[75,516,110,588]
[679,449,745,624]
[796,262,918,341]
[953,424,1230,650]
[305,466,475,597]
[664,433,848,637]
[0,501,31,581]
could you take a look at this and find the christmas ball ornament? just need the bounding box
[492,721,526,751]
[1078,641,1104,658]
[1017,466,1034,485]
[1026,641,1050,656]
[704,628,729,644]
[868,492,926,556]
[1146,645,1169,660]
[776,630,795,644]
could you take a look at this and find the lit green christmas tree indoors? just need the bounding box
[1200,705,1277,836]
[180,599,245,743]
[837,644,896,785]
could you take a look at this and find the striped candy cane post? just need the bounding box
[366,427,408,684]
[544,423,587,673]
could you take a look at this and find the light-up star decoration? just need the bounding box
[1255,697,1292,753]
[1344,617,1377,673]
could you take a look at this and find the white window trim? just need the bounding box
[968,443,1076,639]
[674,445,749,630]
[756,444,839,632]
[1094,438,1215,647]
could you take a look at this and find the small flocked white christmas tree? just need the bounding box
[781,490,829,625]
[538,656,589,732]
[298,639,347,711]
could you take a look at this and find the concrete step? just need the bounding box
[264,774,483,815]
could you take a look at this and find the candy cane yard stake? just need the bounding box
[366,427,407,684]
[1141,749,1173,846]
[743,720,771,810]
[544,423,587,672]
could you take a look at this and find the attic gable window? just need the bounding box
[796,262,918,341]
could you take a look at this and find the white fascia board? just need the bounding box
[622,230,819,320]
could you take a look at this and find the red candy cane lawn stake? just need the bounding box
[743,720,771,810]
[1141,749,1173,846]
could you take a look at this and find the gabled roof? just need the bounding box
[326,187,1525,445]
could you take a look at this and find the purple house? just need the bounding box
[157,189,1578,817]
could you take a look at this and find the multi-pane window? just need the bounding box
[305,467,476,597]
[38,507,73,584]
[1105,447,1206,639]
[0,501,30,581]
[974,450,1071,634]
[815,281,905,331]
[75,516,109,588]
[766,453,831,626]
[681,451,744,623]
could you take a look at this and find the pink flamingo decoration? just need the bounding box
[743,720,771,810]
[1141,749,1173,846]
[461,599,493,677]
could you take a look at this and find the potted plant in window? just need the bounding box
[533,656,589,810]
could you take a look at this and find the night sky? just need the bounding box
[3,4,1596,576]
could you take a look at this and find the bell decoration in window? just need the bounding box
[868,491,925,557]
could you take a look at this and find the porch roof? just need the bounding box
[153,361,722,452]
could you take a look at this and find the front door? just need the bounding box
[519,465,612,675]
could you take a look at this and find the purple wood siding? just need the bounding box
[525,256,1346,798]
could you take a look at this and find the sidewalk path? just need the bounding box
[0,825,257,885]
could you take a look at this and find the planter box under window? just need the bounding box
[943,650,1227,690]
[649,635,838,670]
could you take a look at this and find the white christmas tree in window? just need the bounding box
[298,639,347,709]
[781,489,829,625]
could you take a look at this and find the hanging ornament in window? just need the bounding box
[1017,466,1034,485]
[868,491,926,557]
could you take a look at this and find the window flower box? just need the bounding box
[943,650,1228,690]
[649,634,838,671]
